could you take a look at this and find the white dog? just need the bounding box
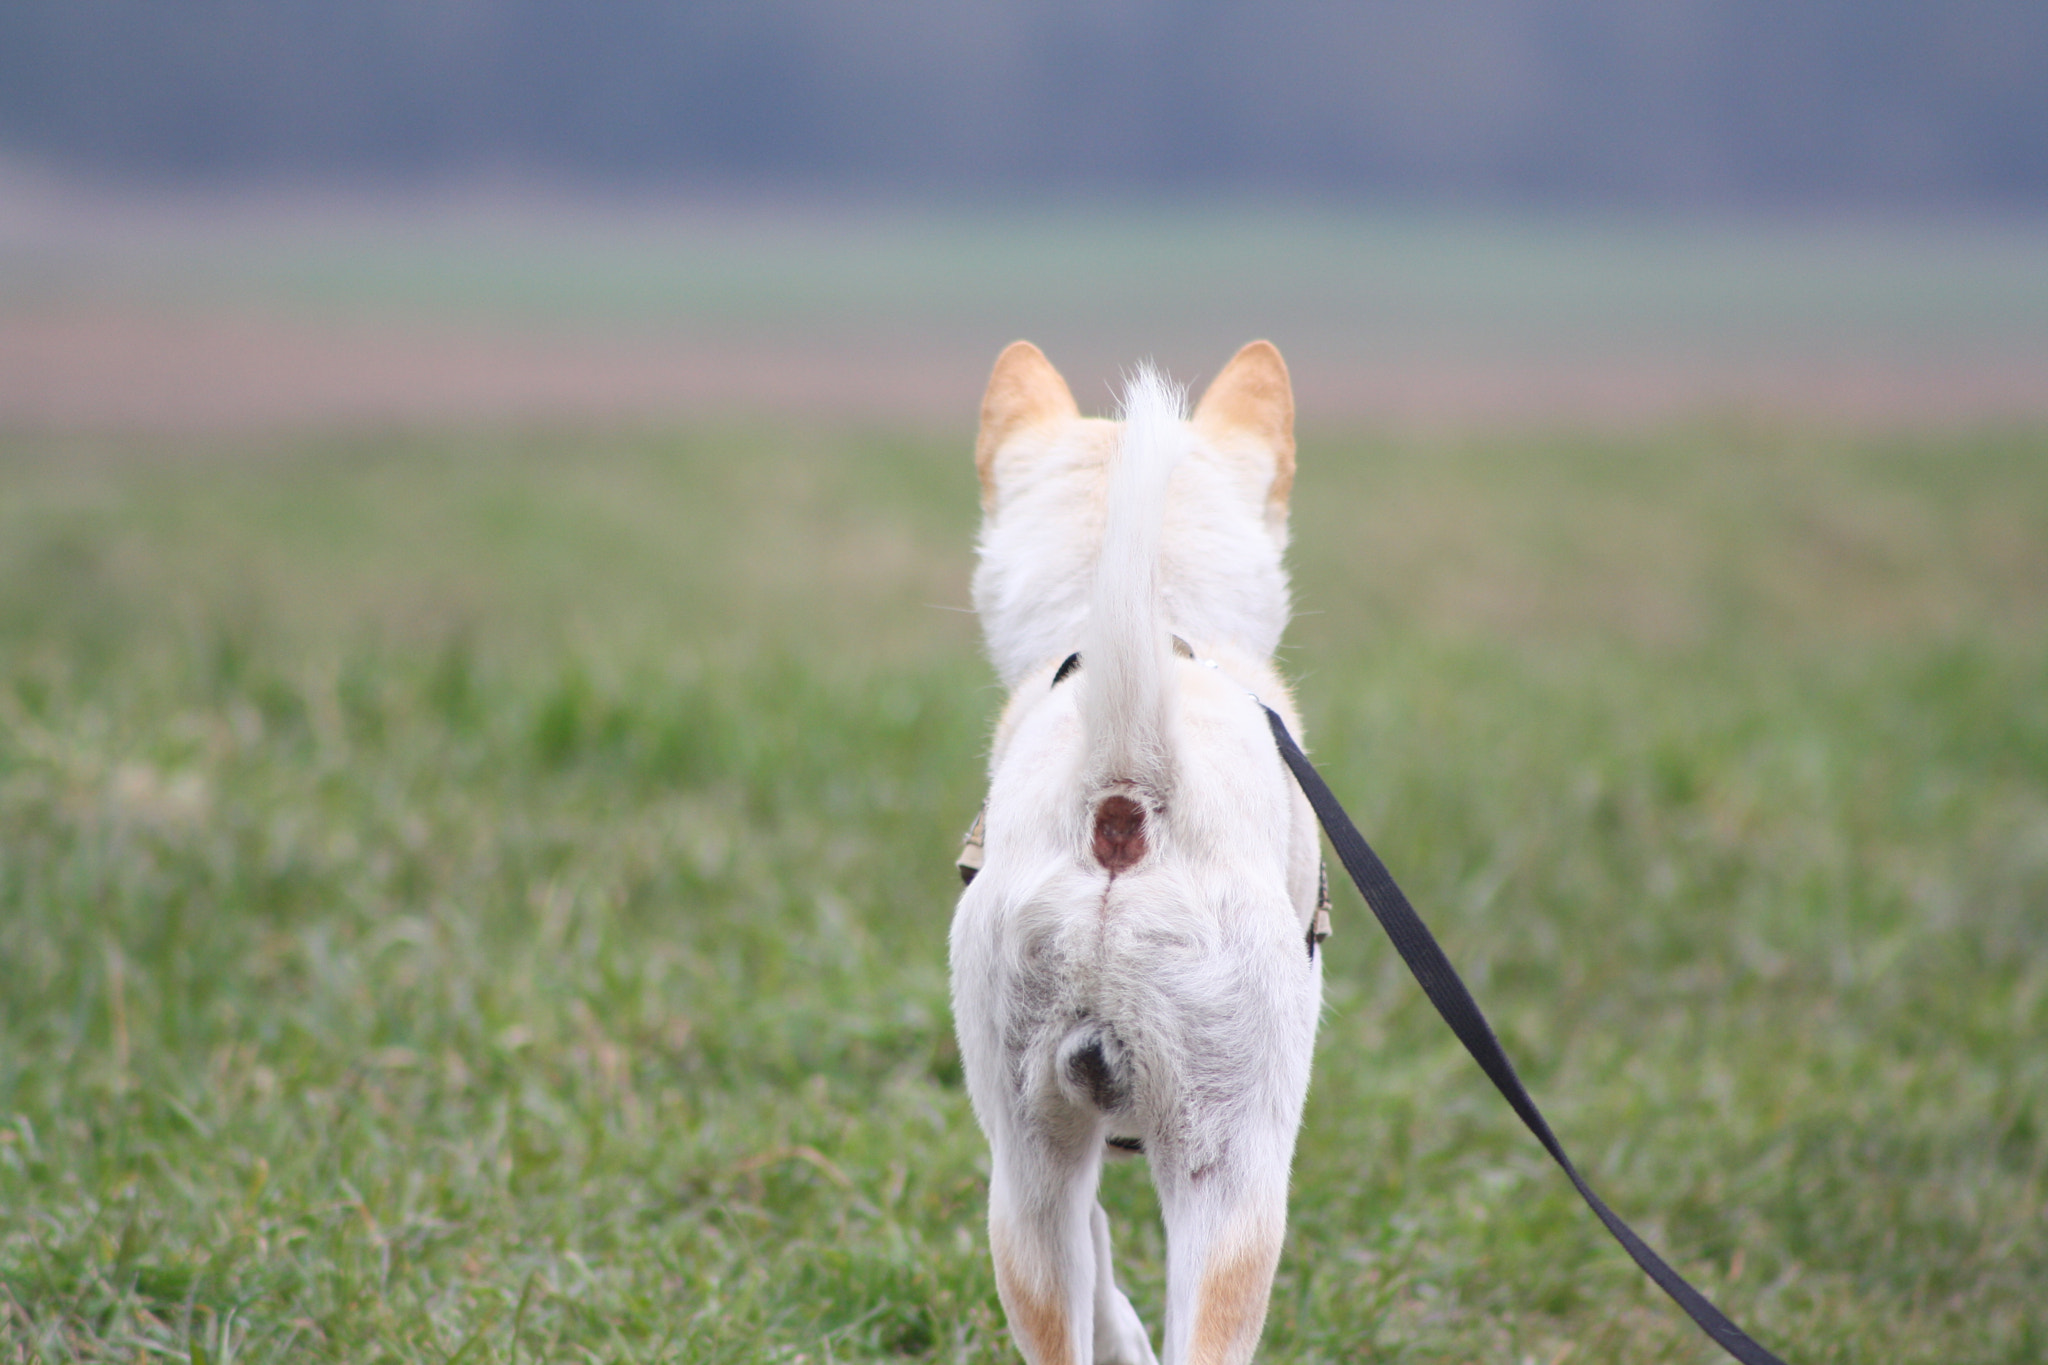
[950,342,1324,1365]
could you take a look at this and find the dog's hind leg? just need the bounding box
[1090,1199,1160,1364]
[988,1130,1157,1365]
[1151,1138,1291,1365]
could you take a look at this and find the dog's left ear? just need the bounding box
[1194,341,1296,520]
[977,341,1080,511]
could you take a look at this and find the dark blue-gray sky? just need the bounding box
[2,0,2046,207]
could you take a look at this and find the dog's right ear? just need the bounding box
[977,341,1078,510]
[1193,340,1296,523]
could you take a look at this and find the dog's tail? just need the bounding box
[1081,367,1184,819]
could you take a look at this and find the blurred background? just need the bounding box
[6,9,2048,1361]
[4,0,2046,430]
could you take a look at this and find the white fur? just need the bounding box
[951,356,1321,1365]
[970,396,1292,693]
[1081,369,1182,794]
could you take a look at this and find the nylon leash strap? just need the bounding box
[1263,705,1788,1365]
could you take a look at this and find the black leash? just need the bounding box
[1263,704,1788,1365]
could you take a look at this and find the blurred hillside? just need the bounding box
[4,195,2046,431]
[6,3,2046,432]
[2,1,2045,207]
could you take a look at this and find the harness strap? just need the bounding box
[956,805,986,885]
[1263,704,1789,1365]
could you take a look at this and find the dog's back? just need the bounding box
[951,344,1323,1365]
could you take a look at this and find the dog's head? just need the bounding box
[974,340,1295,530]
[970,341,1297,687]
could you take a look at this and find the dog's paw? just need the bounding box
[1093,1291,1158,1365]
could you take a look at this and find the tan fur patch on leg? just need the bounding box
[991,1222,1076,1365]
[1186,1228,1282,1365]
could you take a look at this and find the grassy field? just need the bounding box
[1,411,2044,1362]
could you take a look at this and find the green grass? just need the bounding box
[1,417,2044,1362]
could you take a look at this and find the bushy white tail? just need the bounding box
[1082,367,1185,795]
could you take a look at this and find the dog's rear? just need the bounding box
[952,345,1322,1365]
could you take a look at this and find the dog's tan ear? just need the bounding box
[1194,340,1296,512]
[976,341,1079,508]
